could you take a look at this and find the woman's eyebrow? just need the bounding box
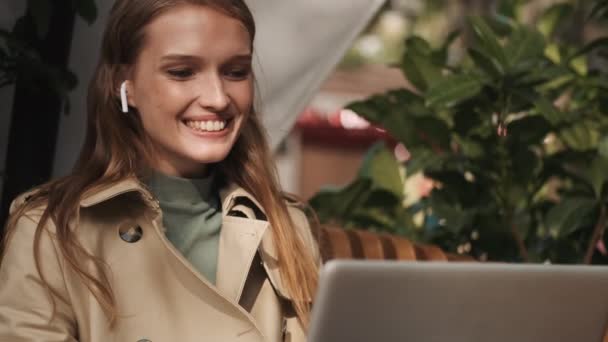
[230,54,252,62]
[160,54,200,63]
[160,53,253,63]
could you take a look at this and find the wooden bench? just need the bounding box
[319,225,471,262]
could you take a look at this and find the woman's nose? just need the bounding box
[197,73,229,111]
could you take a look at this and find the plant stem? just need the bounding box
[584,205,607,264]
[506,207,529,262]
[512,222,529,262]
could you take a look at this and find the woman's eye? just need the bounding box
[167,68,194,79]
[225,68,250,80]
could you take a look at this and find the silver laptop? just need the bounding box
[309,260,608,342]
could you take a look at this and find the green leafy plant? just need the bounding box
[310,0,608,264]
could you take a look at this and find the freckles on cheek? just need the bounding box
[149,83,173,116]
[150,86,189,127]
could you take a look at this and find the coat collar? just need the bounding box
[78,177,268,217]
[79,178,150,208]
[78,177,282,301]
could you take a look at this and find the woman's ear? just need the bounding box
[126,81,137,108]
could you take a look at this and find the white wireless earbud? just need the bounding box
[120,81,129,113]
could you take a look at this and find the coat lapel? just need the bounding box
[77,179,278,304]
[215,184,270,302]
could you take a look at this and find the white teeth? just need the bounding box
[185,119,228,132]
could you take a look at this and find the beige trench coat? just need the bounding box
[0,178,319,341]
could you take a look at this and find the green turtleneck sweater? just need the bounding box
[145,172,222,284]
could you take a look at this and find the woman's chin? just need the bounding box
[189,149,231,165]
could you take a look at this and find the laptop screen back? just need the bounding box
[309,260,608,342]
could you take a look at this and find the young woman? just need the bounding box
[0,1,320,341]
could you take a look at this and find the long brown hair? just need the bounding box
[2,0,318,329]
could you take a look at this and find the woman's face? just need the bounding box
[127,4,253,177]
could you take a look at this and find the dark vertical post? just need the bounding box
[1,2,76,229]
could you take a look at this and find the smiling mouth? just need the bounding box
[184,118,232,132]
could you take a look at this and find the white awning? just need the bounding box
[246,0,385,150]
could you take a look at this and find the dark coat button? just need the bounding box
[119,225,143,243]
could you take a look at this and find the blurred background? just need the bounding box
[3,0,608,264]
[282,0,607,198]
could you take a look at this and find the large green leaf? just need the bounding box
[348,95,416,147]
[383,88,430,117]
[347,89,450,149]
[570,54,588,76]
[581,156,608,199]
[505,26,545,69]
[426,73,483,108]
[487,15,515,38]
[598,135,608,158]
[454,136,485,159]
[358,143,404,199]
[308,179,373,222]
[559,120,601,151]
[469,48,503,79]
[534,97,567,125]
[496,0,516,20]
[350,207,396,231]
[347,94,387,124]
[537,3,574,38]
[351,189,403,230]
[347,88,428,123]
[406,147,444,175]
[406,36,433,55]
[569,37,608,61]
[543,151,599,192]
[496,0,529,20]
[468,16,509,73]
[589,0,608,20]
[401,37,443,92]
[545,197,597,237]
[432,30,460,66]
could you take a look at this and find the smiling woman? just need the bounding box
[0,1,320,341]
[125,4,254,177]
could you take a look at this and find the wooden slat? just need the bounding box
[378,234,397,260]
[322,226,352,259]
[320,225,462,262]
[318,226,333,263]
[446,253,475,262]
[414,244,448,261]
[388,235,417,260]
[355,230,384,259]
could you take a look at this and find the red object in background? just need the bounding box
[295,107,395,149]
